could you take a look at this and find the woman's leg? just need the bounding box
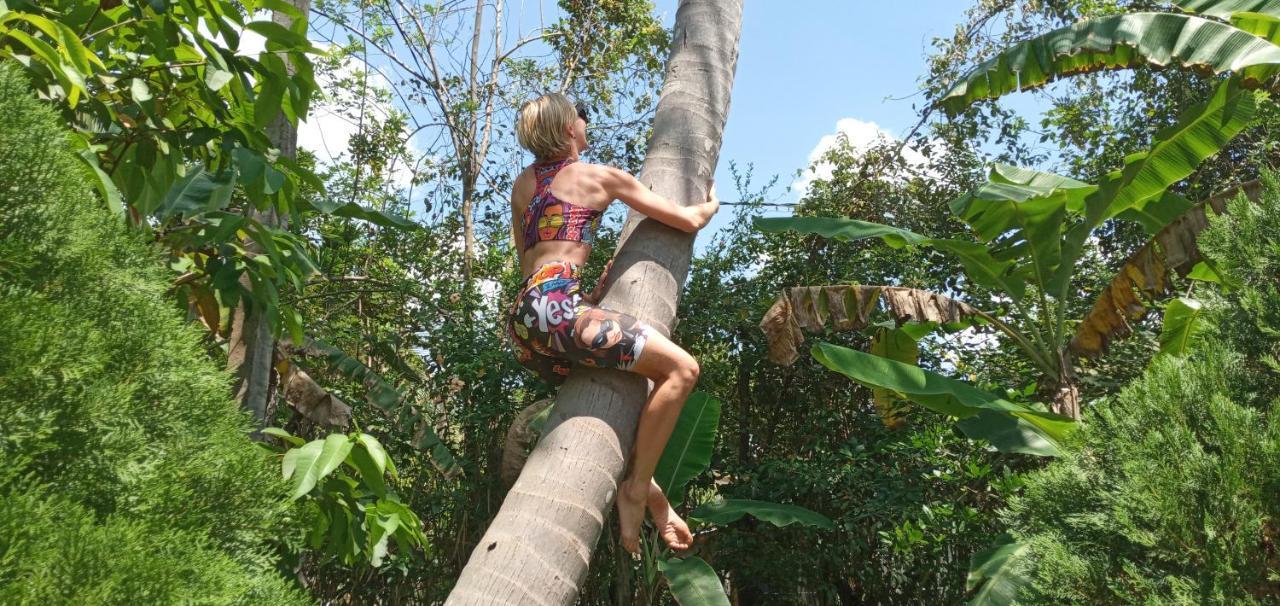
[562,303,699,553]
[613,331,699,553]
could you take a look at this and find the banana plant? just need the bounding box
[646,392,834,605]
[758,1,1275,444]
[502,393,834,605]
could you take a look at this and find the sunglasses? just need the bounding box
[575,101,591,125]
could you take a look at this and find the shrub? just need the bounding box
[0,64,309,605]
[1004,344,1280,604]
[1198,171,1280,402]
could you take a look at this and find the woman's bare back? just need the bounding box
[513,161,613,277]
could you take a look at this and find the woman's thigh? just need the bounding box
[564,303,694,383]
[627,330,696,383]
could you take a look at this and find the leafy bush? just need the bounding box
[1004,344,1280,604]
[0,64,309,605]
[1198,171,1280,401]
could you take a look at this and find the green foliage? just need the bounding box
[638,390,831,604]
[1198,170,1280,396]
[266,429,428,568]
[1157,297,1205,357]
[660,556,732,606]
[1003,345,1280,604]
[653,146,1011,604]
[689,498,835,530]
[966,534,1032,606]
[812,342,1073,456]
[0,64,306,604]
[654,392,722,505]
[0,0,420,345]
[296,339,460,477]
[939,11,1280,114]
[0,0,320,216]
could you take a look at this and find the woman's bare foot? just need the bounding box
[616,478,648,554]
[647,482,693,551]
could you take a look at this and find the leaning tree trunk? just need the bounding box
[227,0,311,425]
[445,1,742,602]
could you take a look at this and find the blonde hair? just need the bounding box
[516,93,576,161]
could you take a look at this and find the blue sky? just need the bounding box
[297,1,1027,239]
[647,0,975,236]
[654,1,971,187]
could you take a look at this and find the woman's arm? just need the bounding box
[600,166,718,233]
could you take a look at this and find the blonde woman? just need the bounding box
[506,93,718,554]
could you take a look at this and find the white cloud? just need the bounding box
[206,17,421,189]
[792,118,932,195]
[296,56,423,189]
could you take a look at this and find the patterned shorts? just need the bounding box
[506,260,652,385]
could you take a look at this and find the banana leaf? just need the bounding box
[939,13,1280,114]
[1158,297,1206,357]
[870,327,920,429]
[689,498,835,529]
[758,284,991,365]
[1048,78,1259,298]
[1072,180,1260,355]
[812,342,1074,456]
[949,164,1090,288]
[661,557,730,606]
[967,534,1032,606]
[654,392,721,505]
[754,217,1027,302]
[1177,0,1280,20]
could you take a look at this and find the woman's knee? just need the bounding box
[668,351,699,386]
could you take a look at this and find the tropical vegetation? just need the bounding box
[1,0,1278,604]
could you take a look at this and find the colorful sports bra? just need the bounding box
[521,158,603,252]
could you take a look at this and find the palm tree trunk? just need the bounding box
[227,0,311,425]
[445,1,742,602]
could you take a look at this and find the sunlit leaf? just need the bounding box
[282,434,354,500]
[967,534,1032,606]
[812,342,1072,456]
[660,557,730,606]
[654,392,720,505]
[1158,297,1205,357]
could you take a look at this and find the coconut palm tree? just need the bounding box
[445,1,744,603]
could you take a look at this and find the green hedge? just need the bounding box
[1007,346,1279,604]
[0,64,309,605]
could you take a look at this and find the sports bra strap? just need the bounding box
[533,158,574,193]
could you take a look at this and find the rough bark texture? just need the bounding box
[445,1,742,602]
[227,2,311,425]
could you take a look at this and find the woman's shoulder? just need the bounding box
[565,161,624,182]
[512,166,536,199]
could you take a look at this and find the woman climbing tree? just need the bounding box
[506,92,719,553]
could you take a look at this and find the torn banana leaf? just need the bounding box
[1072,180,1260,355]
[759,285,989,365]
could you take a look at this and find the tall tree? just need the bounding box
[309,0,667,279]
[228,0,313,424]
[445,0,742,602]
